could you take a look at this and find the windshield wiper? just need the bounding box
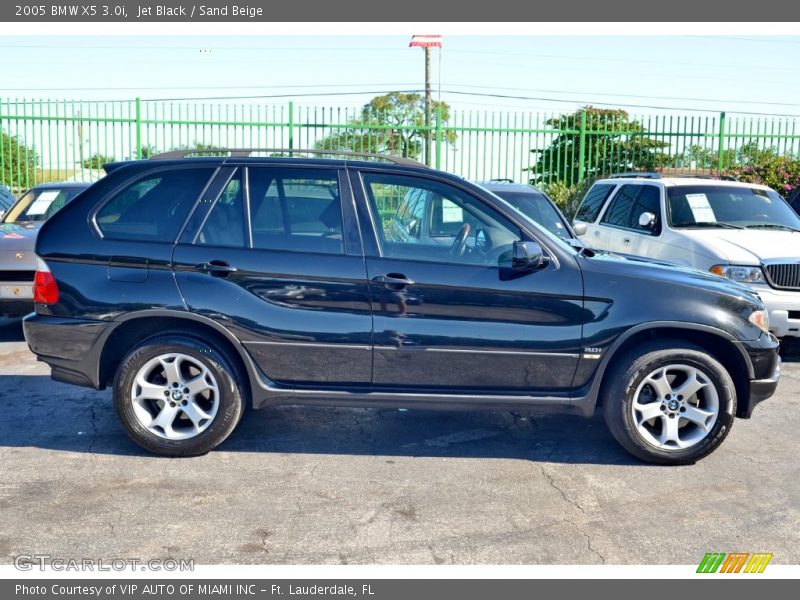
[676,221,744,229]
[745,223,800,233]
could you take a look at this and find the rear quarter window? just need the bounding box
[575,183,616,223]
[96,167,215,242]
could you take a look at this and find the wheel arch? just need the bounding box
[98,310,257,404]
[590,322,752,418]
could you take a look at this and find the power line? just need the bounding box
[439,90,800,117]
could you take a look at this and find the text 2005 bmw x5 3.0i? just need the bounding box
[22,150,781,464]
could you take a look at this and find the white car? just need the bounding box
[573,174,800,338]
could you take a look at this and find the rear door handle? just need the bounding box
[372,273,414,288]
[622,238,631,244]
[197,260,238,277]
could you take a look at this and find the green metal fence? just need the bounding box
[2,97,800,196]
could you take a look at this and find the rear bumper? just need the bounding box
[23,313,113,389]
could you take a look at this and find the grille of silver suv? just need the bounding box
[764,263,800,290]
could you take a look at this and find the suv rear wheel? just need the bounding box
[113,334,245,456]
[602,341,736,465]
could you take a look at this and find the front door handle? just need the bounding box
[372,273,414,288]
[197,260,238,277]
[622,238,631,244]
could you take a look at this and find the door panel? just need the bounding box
[356,170,584,392]
[367,257,584,390]
[173,166,372,387]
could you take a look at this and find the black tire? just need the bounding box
[602,340,736,465]
[113,334,246,457]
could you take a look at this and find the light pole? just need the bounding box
[409,35,442,166]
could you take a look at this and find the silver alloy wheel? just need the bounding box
[130,353,220,440]
[631,363,720,450]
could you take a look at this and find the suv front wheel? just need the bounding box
[602,341,736,465]
[113,334,246,457]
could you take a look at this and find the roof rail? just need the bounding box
[608,172,662,179]
[608,171,738,182]
[148,147,427,168]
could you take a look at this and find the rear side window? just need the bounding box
[247,167,343,255]
[97,168,214,242]
[575,183,615,222]
[197,171,246,248]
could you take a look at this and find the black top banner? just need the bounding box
[1,0,799,21]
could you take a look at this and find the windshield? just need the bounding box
[3,186,85,224]
[491,190,573,240]
[667,185,800,230]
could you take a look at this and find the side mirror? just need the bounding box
[639,212,656,230]
[572,221,588,236]
[512,240,548,271]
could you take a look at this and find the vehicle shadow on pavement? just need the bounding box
[779,339,800,363]
[0,318,24,342]
[0,374,641,465]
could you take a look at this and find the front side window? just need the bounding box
[97,168,215,242]
[601,184,661,234]
[247,167,343,255]
[492,190,570,240]
[363,173,522,267]
[575,183,616,223]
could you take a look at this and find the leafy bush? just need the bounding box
[724,150,800,197]
[1,131,37,188]
[82,153,115,169]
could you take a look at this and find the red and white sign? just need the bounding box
[409,35,442,48]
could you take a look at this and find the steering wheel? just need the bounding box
[449,223,471,258]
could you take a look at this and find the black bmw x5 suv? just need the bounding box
[23,150,780,464]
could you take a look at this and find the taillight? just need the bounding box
[33,257,59,305]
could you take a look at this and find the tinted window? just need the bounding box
[492,190,570,240]
[575,183,616,222]
[197,171,246,248]
[602,185,637,227]
[97,168,214,242]
[601,184,661,233]
[364,173,522,267]
[4,186,86,224]
[248,167,343,255]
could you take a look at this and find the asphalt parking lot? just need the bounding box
[0,316,798,565]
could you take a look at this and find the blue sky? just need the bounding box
[1,34,799,117]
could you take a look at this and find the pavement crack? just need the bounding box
[564,519,605,564]
[539,465,585,513]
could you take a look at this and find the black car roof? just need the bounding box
[31,181,93,190]
[475,180,545,194]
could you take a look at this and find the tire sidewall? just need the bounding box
[114,336,243,456]
[605,346,736,465]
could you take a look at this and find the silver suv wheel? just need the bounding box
[131,352,220,440]
[631,364,720,450]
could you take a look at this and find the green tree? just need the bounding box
[527,107,669,186]
[315,92,456,160]
[1,131,37,188]
[82,153,115,169]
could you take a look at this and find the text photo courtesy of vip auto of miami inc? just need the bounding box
[0,11,799,588]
